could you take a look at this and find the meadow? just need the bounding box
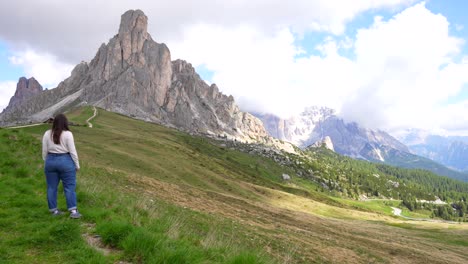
[1,107,467,263]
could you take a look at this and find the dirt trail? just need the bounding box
[5,123,43,129]
[81,223,122,258]
[86,107,98,128]
[5,106,98,129]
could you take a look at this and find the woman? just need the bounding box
[42,114,81,219]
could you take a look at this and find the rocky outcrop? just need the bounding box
[3,77,43,113]
[0,9,284,147]
[163,59,271,143]
[309,136,334,151]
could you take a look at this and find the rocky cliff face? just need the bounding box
[81,9,172,118]
[319,116,409,161]
[256,106,409,161]
[2,77,43,113]
[255,107,335,147]
[0,9,280,146]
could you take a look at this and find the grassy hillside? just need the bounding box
[1,107,468,263]
[301,147,468,221]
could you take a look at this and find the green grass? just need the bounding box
[0,129,107,263]
[2,108,468,263]
[400,208,433,219]
[96,220,134,247]
[331,198,401,215]
[0,127,277,263]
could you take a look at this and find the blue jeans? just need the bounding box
[44,153,77,211]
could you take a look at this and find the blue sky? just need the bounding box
[426,0,468,105]
[0,0,467,135]
[0,42,23,80]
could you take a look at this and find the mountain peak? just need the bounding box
[17,76,40,88]
[15,76,42,94]
[118,9,150,62]
[119,9,148,36]
[256,105,409,158]
[302,106,335,116]
[0,10,282,149]
[1,77,43,114]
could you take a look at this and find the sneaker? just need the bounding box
[70,210,82,219]
[51,209,64,216]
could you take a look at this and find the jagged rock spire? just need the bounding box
[2,77,43,113]
[118,9,149,61]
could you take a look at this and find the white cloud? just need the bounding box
[8,50,74,89]
[0,0,414,63]
[0,81,16,111]
[171,2,468,135]
[169,25,358,118]
[170,25,304,117]
[341,2,468,134]
[430,100,468,135]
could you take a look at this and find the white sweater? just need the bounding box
[42,130,80,169]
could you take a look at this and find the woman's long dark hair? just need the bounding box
[51,114,70,144]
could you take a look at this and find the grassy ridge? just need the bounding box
[0,126,274,263]
[1,107,468,263]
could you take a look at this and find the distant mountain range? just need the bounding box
[255,107,468,182]
[399,129,468,172]
[255,106,409,159]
